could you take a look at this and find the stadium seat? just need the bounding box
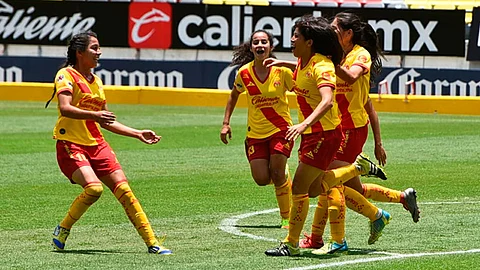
[316,0,339,6]
[246,0,270,5]
[202,0,224,4]
[269,0,292,5]
[224,0,247,4]
[338,0,364,7]
[386,0,409,8]
[178,0,201,3]
[363,0,386,8]
[431,2,457,9]
[407,0,432,8]
[456,2,476,11]
[292,0,316,6]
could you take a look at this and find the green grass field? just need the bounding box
[1,101,480,270]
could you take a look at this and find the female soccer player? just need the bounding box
[220,30,294,229]
[301,12,420,254]
[264,15,386,257]
[49,31,171,255]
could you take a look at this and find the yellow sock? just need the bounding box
[344,186,378,221]
[60,183,103,229]
[328,186,345,244]
[275,180,291,220]
[113,182,156,247]
[321,164,360,192]
[284,194,309,246]
[311,194,328,237]
[363,183,402,203]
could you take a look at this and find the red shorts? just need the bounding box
[298,127,342,171]
[244,130,294,162]
[335,125,368,163]
[56,140,122,183]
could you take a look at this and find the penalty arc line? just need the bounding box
[218,201,480,269]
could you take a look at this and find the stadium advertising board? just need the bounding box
[467,7,480,60]
[167,5,464,56]
[1,56,479,96]
[0,1,464,56]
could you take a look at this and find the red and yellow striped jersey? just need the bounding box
[234,62,294,139]
[53,67,106,146]
[336,45,371,129]
[292,53,340,133]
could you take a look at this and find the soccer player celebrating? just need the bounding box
[49,31,171,255]
[302,11,420,254]
[264,15,387,257]
[220,30,294,229]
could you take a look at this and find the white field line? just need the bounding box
[219,201,480,242]
[286,249,480,270]
[218,201,480,269]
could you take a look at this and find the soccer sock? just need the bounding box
[113,182,156,247]
[275,180,291,220]
[344,186,379,221]
[328,186,346,244]
[363,183,402,203]
[311,194,328,238]
[321,164,360,192]
[284,194,309,246]
[60,183,103,229]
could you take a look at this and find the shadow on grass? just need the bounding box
[234,224,280,229]
[299,248,380,259]
[52,249,123,255]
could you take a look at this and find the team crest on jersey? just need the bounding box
[358,55,367,63]
[274,80,281,87]
[57,75,64,82]
[322,72,331,81]
[305,71,312,78]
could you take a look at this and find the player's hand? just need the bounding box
[94,110,116,125]
[220,124,232,144]
[139,130,161,144]
[374,144,387,166]
[286,123,307,142]
[263,58,281,68]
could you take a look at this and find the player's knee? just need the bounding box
[84,184,103,203]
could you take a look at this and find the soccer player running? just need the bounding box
[49,31,171,255]
[264,15,386,257]
[220,30,294,229]
[301,11,420,253]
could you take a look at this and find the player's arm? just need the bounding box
[220,87,241,144]
[286,85,334,141]
[365,97,386,166]
[100,103,160,144]
[335,64,364,85]
[263,58,297,71]
[58,91,116,125]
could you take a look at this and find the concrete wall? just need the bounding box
[2,82,479,115]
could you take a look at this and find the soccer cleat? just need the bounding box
[368,210,391,245]
[299,232,324,249]
[311,239,348,255]
[148,235,172,255]
[265,242,300,256]
[403,188,420,223]
[355,153,387,180]
[148,245,172,255]
[281,219,289,229]
[52,225,70,251]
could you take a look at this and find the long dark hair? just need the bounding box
[294,15,344,66]
[60,30,97,68]
[46,30,97,108]
[230,29,275,67]
[333,12,384,84]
